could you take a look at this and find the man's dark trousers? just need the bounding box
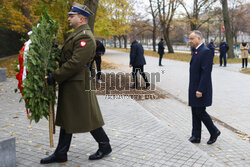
[191,107,219,138]
[90,56,102,80]
[159,53,163,66]
[219,53,227,66]
[132,66,149,88]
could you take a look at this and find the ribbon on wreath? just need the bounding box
[16,39,32,120]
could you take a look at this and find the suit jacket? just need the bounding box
[188,43,213,107]
[207,42,215,56]
[158,41,165,55]
[130,40,146,66]
[95,40,105,57]
[219,42,229,54]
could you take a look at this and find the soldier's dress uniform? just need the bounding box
[40,3,112,164]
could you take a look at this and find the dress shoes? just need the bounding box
[130,84,136,89]
[144,83,150,89]
[89,142,112,160]
[207,131,221,145]
[189,136,201,143]
[40,153,67,164]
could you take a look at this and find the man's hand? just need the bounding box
[129,64,132,68]
[196,91,202,98]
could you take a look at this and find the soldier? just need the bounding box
[219,39,229,67]
[41,2,112,164]
[157,38,165,66]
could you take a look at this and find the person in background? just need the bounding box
[129,36,150,89]
[219,39,229,67]
[89,39,105,83]
[207,39,215,58]
[157,38,165,66]
[240,40,249,68]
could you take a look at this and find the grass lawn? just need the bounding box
[0,55,116,78]
[0,55,18,78]
[1,50,248,78]
[241,68,250,75]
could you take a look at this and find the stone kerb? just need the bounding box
[0,68,7,82]
[0,137,16,167]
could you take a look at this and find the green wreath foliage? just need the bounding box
[22,12,60,123]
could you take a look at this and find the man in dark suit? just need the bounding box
[188,30,220,145]
[158,38,165,66]
[219,39,229,67]
[129,37,150,89]
[89,39,105,83]
[207,39,215,58]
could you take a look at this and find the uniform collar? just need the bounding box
[74,24,90,34]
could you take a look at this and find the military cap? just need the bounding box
[68,2,93,18]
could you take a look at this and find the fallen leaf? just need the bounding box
[60,162,67,165]
[112,157,116,160]
[35,144,41,147]
[13,116,19,119]
[33,134,38,137]
[75,165,80,167]
[2,124,14,127]
[226,155,232,158]
[10,131,15,136]
[27,125,32,129]
[216,147,222,150]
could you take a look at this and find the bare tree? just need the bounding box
[157,0,179,53]
[149,0,158,52]
[180,0,217,31]
[221,0,234,58]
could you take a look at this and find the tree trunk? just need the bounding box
[84,0,99,33]
[163,27,174,53]
[122,35,127,49]
[221,0,234,58]
[114,36,117,48]
[118,36,122,48]
[152,19,157,52]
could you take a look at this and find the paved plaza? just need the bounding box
[0,49,249,166]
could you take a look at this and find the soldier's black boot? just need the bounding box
[89,127,112,160]
[40,128,72,164]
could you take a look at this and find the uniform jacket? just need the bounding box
[219,42,229,55]
[158,41,165,55]
[240,43,249,59]
[189,43,213,107]
[53,24,104,133]
[207,42,215,56]
[130,40,146,67]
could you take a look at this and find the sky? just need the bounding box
[133,0,249,19]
